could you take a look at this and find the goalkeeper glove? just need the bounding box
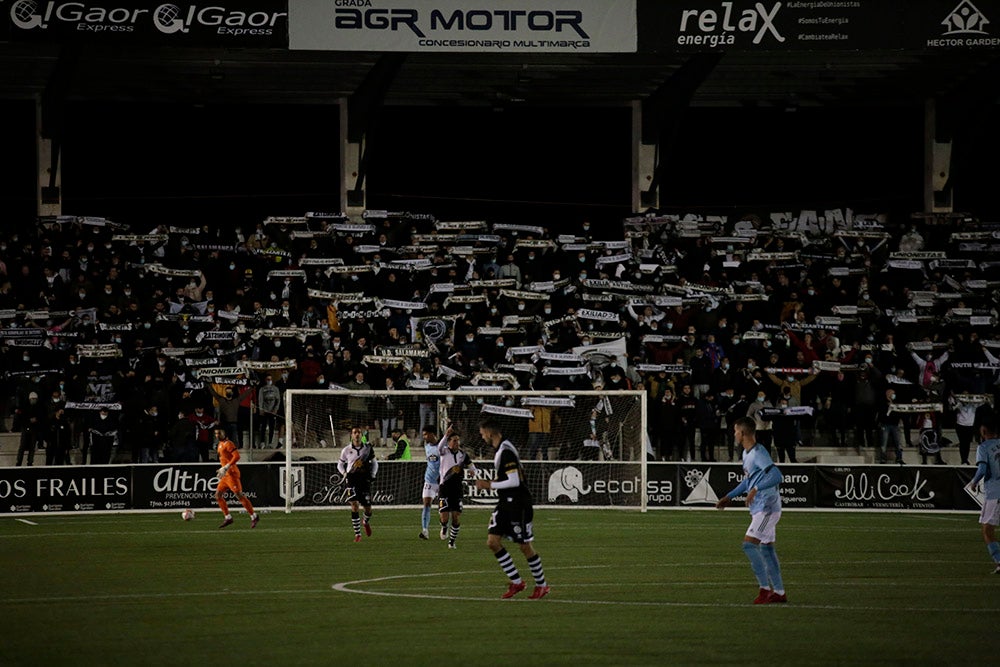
[217,464,230,477]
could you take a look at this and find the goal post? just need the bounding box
[283,389,648,513]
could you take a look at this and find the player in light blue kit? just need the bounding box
[716,416,788,604]
[966,417,1000,574]
[418,427,442,540]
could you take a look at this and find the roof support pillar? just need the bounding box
[342,54,405,219]
[924,98,953,213]
[339,99,365,217]
[632,100,658,212]
[36,99,62,216]
[640,53,721,210]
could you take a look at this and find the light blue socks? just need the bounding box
[741,542,769,589]
[760,543,785,594]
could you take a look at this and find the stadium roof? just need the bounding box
[1,42,997,109]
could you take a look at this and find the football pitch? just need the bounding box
[1,508,997,666]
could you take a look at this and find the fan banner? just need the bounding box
[409,315,458,347]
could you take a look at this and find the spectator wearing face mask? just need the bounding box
[346,370,372,432]
[717,385,747,462]
[88,407,119,465]
[917,410,945,465]
[46,407,72,466]
[480,335,506,368]
[910,344,949,390]
[236,383,257,449]
[877,388,906,465]
[766,368,819,407]
[689,347,713,398]
[481,254,501,280]
[814,370,852,448]
[766,397,800,464]
[298,348,322,388]
[646,370,673,404]
[737,357,763,400]
[745,390,774,455]
[676,383,699,462]
[653,387,681,461]
[458,330,480,365]
[15,391,46,466]
[692,302,720,334]
[188,405,219,462]
[207,384,242,448]
[497,255,522,289]
[256,376,282,448]
[180,270,207,302]
[215,260,244,301]
[376,377,402,444]
[853,364,882,453]
[696,389,721,462]
[711,356,737,395]
[138,405,165,464]
[605,368,632,391]
[164,410,196,462]
[784,327,821,365]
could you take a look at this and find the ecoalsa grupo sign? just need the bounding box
[288,0,637,53]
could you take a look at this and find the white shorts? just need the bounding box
[979,498,1000,526]
[422,482,440,500]
[746,510,781,544]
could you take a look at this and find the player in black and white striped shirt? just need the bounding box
[437,424,477,549]
[474,417,550,600]
[337,427,378,543]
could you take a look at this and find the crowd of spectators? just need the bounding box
[1,209,998,466]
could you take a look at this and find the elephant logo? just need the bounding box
[548,466,590,503]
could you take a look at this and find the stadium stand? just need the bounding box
[1,209,996,466]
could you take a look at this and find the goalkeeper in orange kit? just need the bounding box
[215,427,260,529]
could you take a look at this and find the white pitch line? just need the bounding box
[14,519,38,526]
[0,588,331,606]
[0,526,339,539]
[330,565,1000,612]
[331,579,1000,613]
[530,581,994,589]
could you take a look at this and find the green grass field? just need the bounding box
[1,508,997,666]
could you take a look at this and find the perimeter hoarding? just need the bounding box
[0,465,132,513]
[0,461,983,514]
[815,464,982,511]
[288,0,638,53]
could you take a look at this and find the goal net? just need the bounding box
[282,389,648,512]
